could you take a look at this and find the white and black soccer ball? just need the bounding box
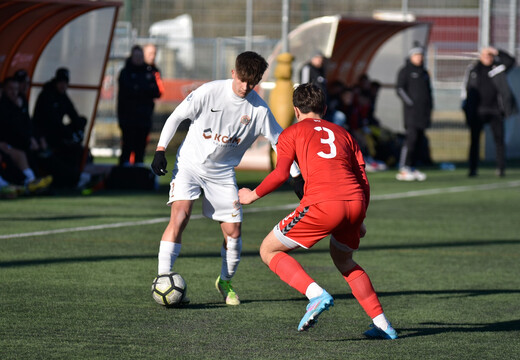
[151,272,187,307]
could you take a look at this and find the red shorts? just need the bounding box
[273,200,365,250]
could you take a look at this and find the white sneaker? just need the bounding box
[412,169,427,181]
[396,167,415,181]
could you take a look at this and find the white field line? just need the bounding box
[1,180,519,240]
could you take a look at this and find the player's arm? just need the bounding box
[238,156,293,205]
[151,95,196,176]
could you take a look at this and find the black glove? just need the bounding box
[151,150,168,176]
[289,174,305,200]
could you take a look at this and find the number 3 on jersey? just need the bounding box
[314,126,336,159]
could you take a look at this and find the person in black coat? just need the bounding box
[32,68,87,188]
[462,47,517,177]
[299,50,328,100]
[0,77,52,191]
[395,44,433,181]
[117,45,161,166]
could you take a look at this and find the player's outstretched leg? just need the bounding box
[298,290,334,332]
[215,276,240,305]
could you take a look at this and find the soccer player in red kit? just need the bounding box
[239,83,397,338]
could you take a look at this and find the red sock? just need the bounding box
[269,252,314,295]
[342,265,383,318]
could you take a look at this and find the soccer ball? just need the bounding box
[151,272,187,307]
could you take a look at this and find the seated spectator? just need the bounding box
[32,68,88,188]
[0,77,52,194]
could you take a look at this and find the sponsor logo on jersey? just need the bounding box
[201,128,241,145]
[240,115,251,125]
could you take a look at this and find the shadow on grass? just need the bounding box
[1,237,519,268]
[397,319,520,338]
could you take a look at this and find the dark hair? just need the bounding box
[2,76,17,86]
[235,51,268,85]
[131,44,143,53]
[55,67,70,83]
[293,83,326,115]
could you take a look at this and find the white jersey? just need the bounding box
[158,79,282,179]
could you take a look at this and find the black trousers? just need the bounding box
[404,127,427,168]
[468,115,505,174]
[119,124,151,165]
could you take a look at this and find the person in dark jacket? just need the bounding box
[462,47,517,177]
[0,77,52,192]
[395,44,433,181]
[32,68,87,188]
[299,50,327,100]
[117,45,161,166]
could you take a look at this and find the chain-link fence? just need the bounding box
[92,0,520,162]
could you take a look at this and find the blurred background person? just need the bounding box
[462,47,517,177]
[117,45,162,167]
[299,50,328,100]
[143,43,164,96]
[395,44,433,181]
[32,68,87,188]
[0,77,52,193]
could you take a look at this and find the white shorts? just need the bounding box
[167,166,242,223]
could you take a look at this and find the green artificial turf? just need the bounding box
[0,162,519,359]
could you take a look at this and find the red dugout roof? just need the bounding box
[0,0,121,80]
[0,0,122,167]
[267,16,431,86]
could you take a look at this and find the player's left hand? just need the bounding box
[151,150,168,175]
[238,187,259,205]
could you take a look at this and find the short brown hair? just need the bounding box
[293,83,326,115]
[235,51,268,85]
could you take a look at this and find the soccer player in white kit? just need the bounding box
[151,51,285,305]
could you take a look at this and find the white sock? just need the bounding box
[23,168,36,184]
[157,241,181,274]
[220,236,242,280]
[305,282,324,300]
[372,313,391,331]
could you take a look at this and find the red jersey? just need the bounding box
[256,118,370,208]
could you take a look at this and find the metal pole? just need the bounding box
[479,0,491,48]
[281,0,289,53]
[245,0,253,51]
[508,0,517,56]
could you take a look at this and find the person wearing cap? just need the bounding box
[395,44,433,181]
[462,47,517,177]
[117,45,162,167]
[32,67,87,188]
[299,50,328,100]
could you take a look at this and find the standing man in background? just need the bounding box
[395,44,433,182]
[462,47,517,177]
[143,43,164,97]
[300,50,328,100]
[117,45,161,166]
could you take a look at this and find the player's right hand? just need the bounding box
[151,150,168,176]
